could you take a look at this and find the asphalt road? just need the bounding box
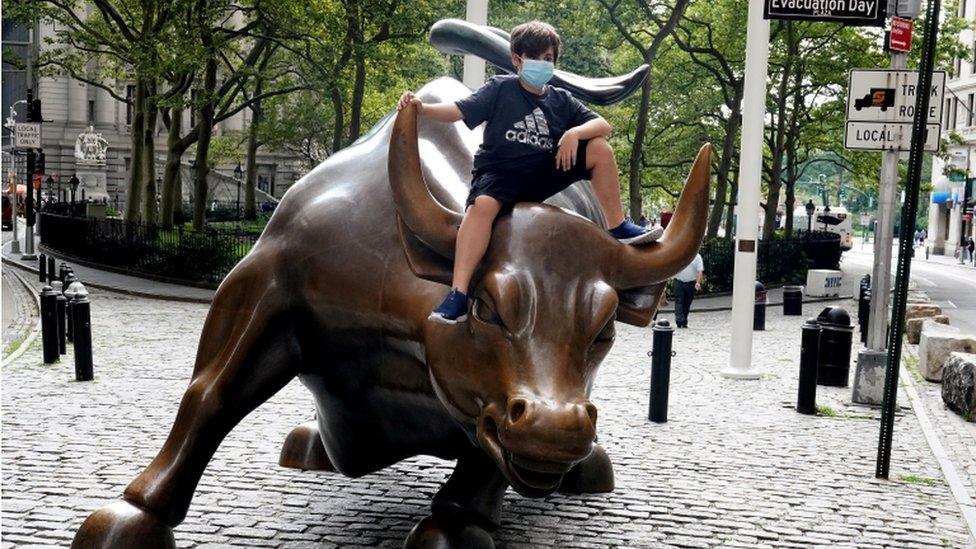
[845,238,976,335]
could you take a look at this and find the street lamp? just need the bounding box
[233,162,243,221]
[69,174,80,207]
[805,199,815,234]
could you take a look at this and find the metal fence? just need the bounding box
[39,212,259,285]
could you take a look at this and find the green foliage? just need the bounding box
[815,404,838,417]
[897,474,938,487]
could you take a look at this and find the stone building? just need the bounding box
[2,18,302,211]
[927,0,976,257]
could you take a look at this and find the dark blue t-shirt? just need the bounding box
[454,75,598,173]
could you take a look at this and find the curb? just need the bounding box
[1,254,213,305]
[2,267,43,366]
[900,361,976,544]
[658,294,855,314]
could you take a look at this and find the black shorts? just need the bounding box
[465,139,591,209]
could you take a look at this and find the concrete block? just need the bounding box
[918,322,976,382]
[906,315,950,344]
[941,353,976,421]
[905,303,942,321]
[852,349,887,405]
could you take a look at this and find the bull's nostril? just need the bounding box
[508,398,528,424]
[585,403,598,427]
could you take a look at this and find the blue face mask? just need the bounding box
[518,57,554,88]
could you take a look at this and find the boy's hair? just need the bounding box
[510,21,561,63]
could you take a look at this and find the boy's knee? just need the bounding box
[469,195,502,216]
[586,137,613,161]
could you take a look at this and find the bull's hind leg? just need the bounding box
[72,261,301,549]
[404,447,507,549]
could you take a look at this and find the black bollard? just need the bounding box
[858,290,871,344]
[40,286,59,364]
[71,286,94,381]
[648,319,675,423]
[797,319,821,414]
[39,253,47,283]
[59,262,69,287]
[783,285,803,316]
[754,281,767,331]
[64,275,79,343]
[47,255,55,284]
[54,281,67,355]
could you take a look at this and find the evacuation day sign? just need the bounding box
[764,0,886,26]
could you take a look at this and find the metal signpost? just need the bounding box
[875,0,940,479]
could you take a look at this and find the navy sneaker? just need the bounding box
[429,289,469,324]
[610,220,663,245]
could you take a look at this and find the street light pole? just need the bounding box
[234,163,243,222]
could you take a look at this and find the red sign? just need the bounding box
[964,213,973,222]
[889,17,913,53]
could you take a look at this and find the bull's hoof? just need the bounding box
[71,501,175,549]
[279,420,335,471]
[403,514,494,549]
[558,444,614,494]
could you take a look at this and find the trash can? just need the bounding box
[754,281,767,331]
[815,307,854,387]
[783,286,803,316]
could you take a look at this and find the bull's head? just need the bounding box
[389,104,710,497]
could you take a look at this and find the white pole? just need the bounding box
[722,1,769,380]
[463,0,488,89]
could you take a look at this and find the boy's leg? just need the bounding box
[452,195,502,295]
[584,137,626,229]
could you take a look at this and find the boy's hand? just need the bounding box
[397,91,424,114]
[556,128,579,171]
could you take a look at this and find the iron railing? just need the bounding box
[39,212,258,285]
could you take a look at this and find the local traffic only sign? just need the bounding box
[844,69,946,152]
[764,0,886,26]
[13,123,41,149]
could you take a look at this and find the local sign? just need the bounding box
[764,0,886,26]
[844,121,940,151]
[13,123,41,149]
[889,16,913,52]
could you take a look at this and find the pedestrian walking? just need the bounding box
[967,236,975,265]
[672,253,704,329]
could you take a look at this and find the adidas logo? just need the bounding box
[504,108,554,151]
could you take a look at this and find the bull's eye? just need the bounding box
[473,297,503,326]
[593,318,615,346]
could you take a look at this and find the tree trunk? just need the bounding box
[628,76,652,221]
[330,86,344,153]
[761,24,794,241]
[706,84,743,240]
[124,78,147,223]
[192,56,218,232]
[244,95,260,221]
[161,105,184,229]
[141,81,159,224]
[725,169,739,240]
[349,51,366,143]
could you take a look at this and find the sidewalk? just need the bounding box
[2,224,214,303]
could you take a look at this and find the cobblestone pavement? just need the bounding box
[2,289,974,548]
[1,267,38,357]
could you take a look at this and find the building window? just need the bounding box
[88,99,96,124]
[968,93,975,127]
[945,98,952,127]
[125,85,135,125]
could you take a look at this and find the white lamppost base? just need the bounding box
[720,368,761,380]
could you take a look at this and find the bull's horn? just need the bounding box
[613,144,712,290]
[389,103,464,259]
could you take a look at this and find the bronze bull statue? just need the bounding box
[72,77,710,548]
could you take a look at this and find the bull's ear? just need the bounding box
[615,282,666,327]
[396,215,454,285]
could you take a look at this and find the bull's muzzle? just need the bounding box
[477,396,597,497]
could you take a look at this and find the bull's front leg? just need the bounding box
[404,446,507,549]
[71,263,301,548]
